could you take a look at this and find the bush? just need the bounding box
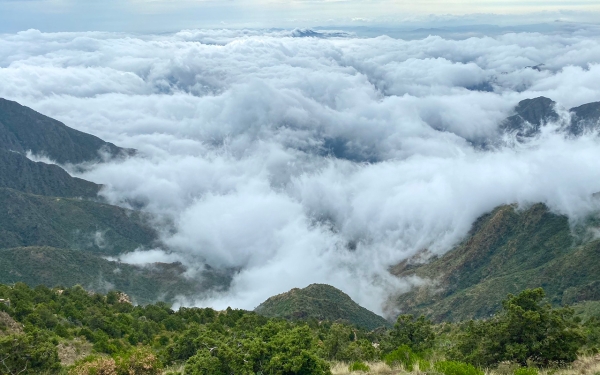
[514,367,539,375]
[388,314,435,353]
[435,361,483,375]
[184,350,224,375]
[117,347,162,375]
[418,359,432,371]
[349,361,370,372]
[0,332,61,375]
[69,357,118,375]
[341,339,379,362]
[384,345,420,370]
[454,289,585,367]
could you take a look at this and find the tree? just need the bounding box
[0,332,60,375]
[184,350,224,375]
[455,288,585,366]
[387,314,434,353]
[321,323,353,360]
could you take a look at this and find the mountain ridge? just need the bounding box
[0,148,100,198]
[0,98,134,164]
[391,203,600,321]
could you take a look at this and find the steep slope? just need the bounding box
[0,149,100,198]
[0,98,133,164]
[392,204,600,322]
[255,284,391,330]
[0,247,229,304]
[0,188,157,255]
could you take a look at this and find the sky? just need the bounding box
[2,1,600,315]
[2,0,600,32]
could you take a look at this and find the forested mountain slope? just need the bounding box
[0,148,100,198]
[392,204,600,321]
[0,98,133,164]
[0,99,221,305]
[0,247,229,304]
[0,187,157,255]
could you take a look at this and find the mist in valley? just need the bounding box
[2,27,600,315]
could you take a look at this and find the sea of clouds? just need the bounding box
[2,27,600,314]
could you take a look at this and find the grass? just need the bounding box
[331,361,394,374]
[330,356,600,375]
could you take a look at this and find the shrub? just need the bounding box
[389,314,435,353]
[349,361,370,372]
[434,361,483,375]
[117,347,162,375]
[0,332,61,375]
[69,357,118,375]
[495,362,520,375]
[341,339,379,362]
[384,345,420,370]
[418,359,432,371]
[184,350,224,375]
[514,368,539,375]
[454,289,585,367]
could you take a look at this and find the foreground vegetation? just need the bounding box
[1,283,599,375]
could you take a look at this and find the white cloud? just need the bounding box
[110,248,186,265]
[2,28,600,315]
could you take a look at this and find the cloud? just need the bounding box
[2,27,600,315]
[109,248,186,265]
[3,0,600,33]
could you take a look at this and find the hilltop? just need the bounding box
[255,283,391,330]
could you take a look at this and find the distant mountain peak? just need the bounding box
[500,96,559,138]
[497,96,600,140]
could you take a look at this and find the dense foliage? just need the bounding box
[451,288,586,367]
[0,283,598,375]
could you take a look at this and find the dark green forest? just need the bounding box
[1,283,599,375]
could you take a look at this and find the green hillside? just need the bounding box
[0,247,229,304]
[0,187,157,255]
[0,98,133,164]
[255,283,391,330]
[0,149,100,198]
[393,203,600,321]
